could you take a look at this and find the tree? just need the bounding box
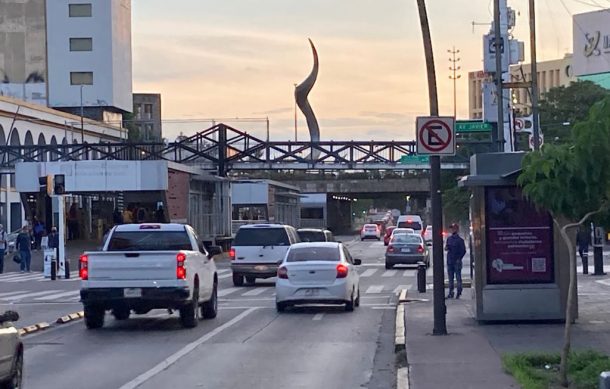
[518,97,610,387]
[539,80,610,144]
[441,170,469,226]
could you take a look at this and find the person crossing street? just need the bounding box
[445,223,466,299]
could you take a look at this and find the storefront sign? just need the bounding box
[573,10,610,76]
[485,187,554,284]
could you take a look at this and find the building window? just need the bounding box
[70,38,93,51]
[145,123,154,140]
[69,3,92,17]
[70,72,93,85]
[144,104,153,119]
[134,104,142,119]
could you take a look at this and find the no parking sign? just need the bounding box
[416,117,456,156]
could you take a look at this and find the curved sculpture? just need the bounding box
[295,39,320,153]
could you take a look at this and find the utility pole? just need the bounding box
[80,85,85,143]
[448,47,461,119]
[294,83,298,141]
[493,0,505,152]
[529,0,541,151]
[416,0,447,336]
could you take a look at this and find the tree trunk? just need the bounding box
[559,223,575,387]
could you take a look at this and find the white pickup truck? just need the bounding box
[80,223,221,329]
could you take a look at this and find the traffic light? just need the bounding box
[54,174,65,195]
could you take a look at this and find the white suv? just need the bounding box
[230,224,300,286]
[0,311,22,389]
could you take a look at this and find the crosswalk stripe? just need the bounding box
[0,272,21,279]
[0,291,27,298]
[382,270,397,277]
[1,274,46,282]
[394,284,411,294]
[241,287,268,296]
[365,285,384,294]
[360,269,377,278]
[2,290,62,301]
[34,290,80,301]
[403,270,416,277]
[217,269,231,275]
[218,273,233,279]
[218,287,240,297]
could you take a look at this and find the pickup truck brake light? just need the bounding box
[176,252,187,279]
[79,254,89,280]
[229,248,236,260]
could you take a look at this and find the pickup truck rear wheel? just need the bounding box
[179,289,199,328]
[245,276,256,285]
[112,308,130,321]
[232,273,244,287]
[201,283,218,319]
[84,306,105,329]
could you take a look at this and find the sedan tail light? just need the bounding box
[79,254,88,280]
[277,266,288,279]
[417,245,424,254]
[387,245,395,253]
[336,263,349,278]
[176,252,187,279]
[229,248,236,261]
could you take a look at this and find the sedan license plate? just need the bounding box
[304,289,319,297]
[401,248,411,253]
[124,288,142,298]
[254,265,268,271]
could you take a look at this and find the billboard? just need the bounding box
[485,187,554,284]
[573,10,610,77]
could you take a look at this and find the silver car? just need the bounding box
[0,311,22,389]
[385,234,430,269]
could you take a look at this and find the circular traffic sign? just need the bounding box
[418,119,453,153]
[514,119,524,131]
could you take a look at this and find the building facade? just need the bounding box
[468,70,487,119]
[132,93,162,141]
[0,0,133,122]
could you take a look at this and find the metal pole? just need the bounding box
[80,85,84,143]
[493,0,505,152]
[448,47,460,119]
[266,117,270,142]
[529,0,540,151]
[416,0,447,335]
[294,83,298,141]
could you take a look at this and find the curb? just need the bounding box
[19,310,84,337]
[395,288,410,388]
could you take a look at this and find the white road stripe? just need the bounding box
[0,291,27,298]
[34,290,80,301]
[218,288,240,297]
[119,308,257,389]
[2,290,62,301]
[360,269,377,278]
[366,285,384,294]
[218,273,233,279]
[312,313,324,321]
[0,274,46,282]
[241,287,268,296]
[394,285,411,294]
[382,270,397,277]
[0,272,21,279]
[403,270,416,277]
[216,269,230,274]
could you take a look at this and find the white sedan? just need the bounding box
[360,224,381,240]
[275,242,361,312]
[0,311,22,389]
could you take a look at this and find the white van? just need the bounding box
[230,224,300,286]
[396,215,424,235]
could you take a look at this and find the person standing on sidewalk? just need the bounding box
[0,224,6,273]
[576,226,590,274]
[16,225,32,273]
[445,223,466,299]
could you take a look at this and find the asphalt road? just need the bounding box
[14,237,411,389]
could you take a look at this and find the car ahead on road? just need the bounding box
[80,223,221,329]
[385,234,429,269]
[383,226,396,246]
[0,311,22,389]
[230,224,300,286]
[396,215,423,235]
[275,242,361,312]
[423,225,433,245]
[297,228,334,243]
[360,224,381,241]
[391,228,416,237]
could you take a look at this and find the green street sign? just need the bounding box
[399,155,430,164]
[455,120,493,133]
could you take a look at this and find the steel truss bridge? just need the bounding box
[0,124,488,175]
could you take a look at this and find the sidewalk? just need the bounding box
[404,273,610,389]
[2,240,98,273]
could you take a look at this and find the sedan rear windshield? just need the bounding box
[107,231,192,251]
[298,231,326,242]
[286,247,340,262]
[398,221,422,230]
[392,234,422,244]
[233,228,290,246]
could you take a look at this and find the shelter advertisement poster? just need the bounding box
[485,187,554,284]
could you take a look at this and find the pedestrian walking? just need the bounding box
[0,224,6,274]
[576,226,590,274]
[16,225,32,272]
[48,227,59,249]
[123,205,134,224]
[33,218,44,250]
[445,223,466,299]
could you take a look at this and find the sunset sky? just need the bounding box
[131,0,597,141]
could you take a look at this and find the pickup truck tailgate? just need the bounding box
[87,251,180,281]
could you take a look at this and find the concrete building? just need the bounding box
[132,93,162,141]
[468,55,575,119]
[0,0,133,122]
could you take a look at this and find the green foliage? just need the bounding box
[540,80,610,144]
[503,351,610,389]
[441,170,469,225]
[519,97,610,225]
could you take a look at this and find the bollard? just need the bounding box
[50,259,57,281]
[417,262,427,293]
[599,371,610,389]
[65,259,70,279]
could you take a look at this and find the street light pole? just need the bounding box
[80,85,84,143]
[529,0,541,151]
[448,47,461,119]
[493,0,505,152]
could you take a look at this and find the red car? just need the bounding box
[383,226,396,246]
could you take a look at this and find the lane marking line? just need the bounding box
[241,287,268,297]
[119,308,257,389]
[2,290,62,301]
[34,290,80,301]
[366,285,384,294]
[360,269,377,278]
[218,288,240,297]
[382,270,397,277]
[312,313,324,321]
